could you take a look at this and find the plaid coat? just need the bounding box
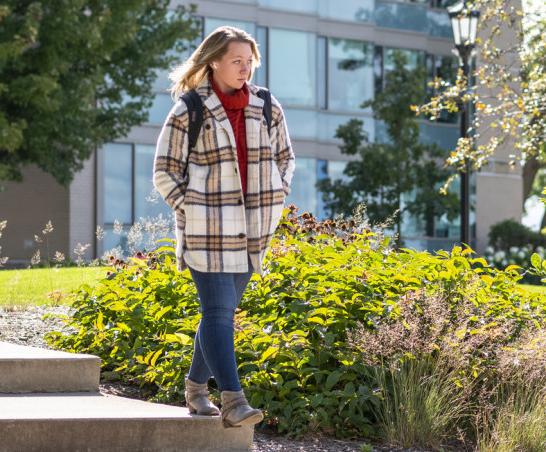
[153,76,296,276]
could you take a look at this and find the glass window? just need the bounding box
[284,108,318,140]
[316,159,357,220]
[374,46,383,96]
[427,8,453,38]
[430,0,459,8]
[425,54,458,123]
[152,62,172,94]
[286,157,317,216]
[426,53,435,98]
[101,143,132,224]
[328,38,374,111]
[328,160,350,183]
[400,187,425,236]
[375,46,425,95]
[135,145,172,220]
[400,173,475,243]
[101,219,177,258]
[384,47,425,72]
[433,173,476,240]
[374,119,390,144]
[316,159,328,219]
[269,28,316,107]
[319,111,375,143]
[99,142,177,258]
[281,109,375,143]
[318,36,327,109]
[152,17,203,93]
[318,0,374,23]
[204,17,255,37]
[254,26,268,86]
[258,0,317,14]
[101,225,130,257]
[146,93,175,125]
[419,122,459,150]
[435,55,457,83]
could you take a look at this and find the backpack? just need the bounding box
[181,87,273,152]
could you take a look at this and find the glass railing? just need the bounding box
[427,7,453,38]
[255,0,452,38]
[374,1,428,33]
[318,0,374,24]
[258,0,318,14]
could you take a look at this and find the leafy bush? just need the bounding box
[44,204,546,441]
[488,219,546,251]
[484,243,546,284]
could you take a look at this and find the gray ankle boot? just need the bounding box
[220,389,264,428]
[184,377,220,416]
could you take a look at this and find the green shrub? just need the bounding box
[484,243,545,284]
[488,219,546,252]
[44,204,546,441]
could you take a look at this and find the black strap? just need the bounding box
[256,88,273,135]
[181,90,203,152]
[181,86,273,152]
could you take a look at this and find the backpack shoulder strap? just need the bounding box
[180,89,203,151]
[256,87,273,136]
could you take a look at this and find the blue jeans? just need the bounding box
[186,255,254,391]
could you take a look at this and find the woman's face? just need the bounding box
[211,41,254,92]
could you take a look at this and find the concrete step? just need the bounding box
[0,391,253,452]
[0,340,100,393]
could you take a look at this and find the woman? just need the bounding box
[152,25,295,429]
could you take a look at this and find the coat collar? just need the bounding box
[188,75,265,149]
[192,73,264,109]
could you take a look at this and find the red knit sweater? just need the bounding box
[209,74,250,196]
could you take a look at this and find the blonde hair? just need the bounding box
[169,25,262,101]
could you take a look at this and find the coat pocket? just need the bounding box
[271,162,284,192]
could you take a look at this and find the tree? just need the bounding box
[413,0,545,205]
[317,50,460,246]
[0,1,200,188]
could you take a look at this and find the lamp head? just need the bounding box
[448,1,480,48]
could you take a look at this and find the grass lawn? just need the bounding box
[518,283,546,295]
[0,266,109,308]
[0,266,545,309]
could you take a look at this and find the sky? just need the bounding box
[522,0,545,28]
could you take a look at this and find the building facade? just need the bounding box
[0,0,523,265]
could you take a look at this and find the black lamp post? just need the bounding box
[447,0,480,248]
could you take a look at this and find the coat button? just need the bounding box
[234,167,238,173]
[205,124,211,129]
[238,198,243,205]
[238,232,245,238]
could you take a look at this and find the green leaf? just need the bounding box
[95,311,104,331]
[259,346,278,363]
[154,306,173,321]
[531,252,541,269]
[504,264,521,272]
[164,332,192,345]
[116,322,131,333]
[308,316,325,325]
[150,348,163,367]
[325,370,342,391]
